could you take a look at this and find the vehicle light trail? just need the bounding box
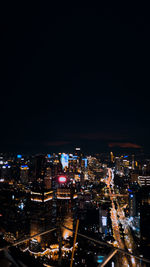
[106,169,129,266]
[105,168,138,267]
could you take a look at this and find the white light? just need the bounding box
[131,257,135,264]
[102,216,107,226]
[57,196,70,199]
[44,197,52,202]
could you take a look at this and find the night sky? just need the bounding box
[0,4,150,153]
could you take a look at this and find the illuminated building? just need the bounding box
[20,165,29,184]
[135,161,138,167]
[81,158,88,170]
[138,176,150,186]
[62,214,73,239]
[31,155,54,203]
[31,190,53,202]
[110,152,114,163]
[99,207,108,236]
[33,155,46,181]
[74,174,80,182]
[129,193,137,217]
[56,188,77,200]
[44,166,52,189]
[49,156,62,177]
[80,172,84,185]
[131,154,135,169]
[138,187,150,259]
[75,147,81,157]
[115,157,121,172]
[84,171,88,180]
[61,153,69,169]
[68,155,78,173]
[131,172,139,183]
[44,176,51,190]
[1,164,11,181]
[55,175,77,200]
[122,159,130,167]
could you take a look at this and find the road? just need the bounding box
[105,169,138,267]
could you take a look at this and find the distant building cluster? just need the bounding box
[0,149,150,265]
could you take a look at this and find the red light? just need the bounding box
[58,176,67,183]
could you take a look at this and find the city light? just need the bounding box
[61,153,69,169]
[2,4,150,266]
[97,255,104,263]
[58,176,67,183]
[0,151,150,267]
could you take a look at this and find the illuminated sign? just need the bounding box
[17,154,22,158]
[58,176,67,183]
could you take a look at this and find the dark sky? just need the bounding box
[0,4,150,153]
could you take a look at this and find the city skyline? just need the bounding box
[0,150,150,266]
[1,4,150,266]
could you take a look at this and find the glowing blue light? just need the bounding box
[128,189,132,192]
[97,256,104,263]
[83,158,88,168]
[21,165,28,168]
[130,194,133,198]
[124,155,128,158]
[19,202,24,210]
[61,153,69,169]
[17,154,22,158]
[47,154,51,158]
